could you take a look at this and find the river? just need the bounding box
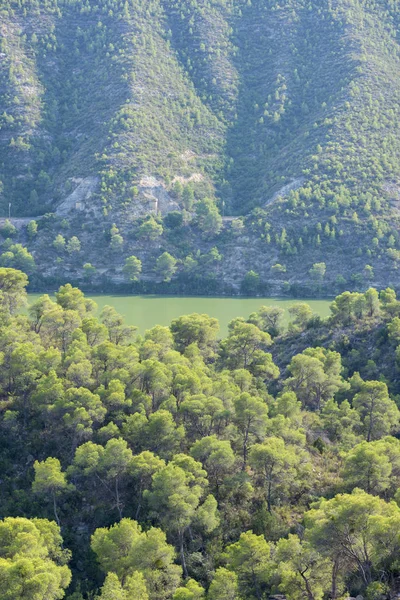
[28,294,332,337]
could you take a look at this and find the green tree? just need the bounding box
[56,283,96,316]
[387,316,400,343]
[0,517,71,600]
[224,531,272,599]
[0,219,16,238]
[195,198,222,237]
[305,489,400,593]
[144,457,216,576]
[98,438,134,519]
[66,236,81,255]
[285,348,347,411]
[155,252,177,282]
[241,271,260,295]
[32,457,71,526]
[27,220,38,239]
[53,234,66,252]
[329,291,367,324]
[164,211,183,229]
[219,319,278,378]
[190,435,235,496]
[309,262,326,282]
[0,267,28,315]
[91,519,181,599]
[231,218,245,236]
[122,256,142,282]
[233,392,269,466]
[170,313,219,355]
[271,263,286,273]
[274,534,331,600]
[364,288,380,317]
[138,217,163,241]
[249,437,304,512]
[130,451,166,519]
[208,568,240,600]
[341,440,393,494]
[247,305,285,337]
[182,185,194,211]
[352,381,400,441]
[111,234,124,251]
[100,305,137,344]
[1,244,35,273]
[98,572,126,600]
[83,262,96,280]
[123,572,150,600]
[172,579,204,600]
[288,303,313,330]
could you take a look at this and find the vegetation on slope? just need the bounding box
[3,0,400,291]
[2,269,400,597]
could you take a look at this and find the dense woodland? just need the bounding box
[2,0,400,292]
[2,268,400,598]
[5,2,400,597]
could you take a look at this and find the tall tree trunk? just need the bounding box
[367,398,375,442]
[242,428,249,470]
[299,570,315,600]
[135,488,142,520]
[267,479,272,513]
[179,529,188,578]
[331,557,339,599]
[115,477,122,520]
[52,490,60,527]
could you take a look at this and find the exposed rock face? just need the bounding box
[264,178,305,207]
[138,177,180,216]
[56,178,99,217]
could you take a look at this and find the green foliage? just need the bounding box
[164,212,183,230]
[0,517,71,600]
[170,313,219,354]
[123,256,142,282]
[0,220,16,238]
[27,221,38,239]
[309,262,326,282]
[138,218,163,242]
[248,305,285,337]
[195,199,222,238]
[155,252,177,282]
[83,262,96,280]
[0,267,27,314]
[285,347,347,411]
[91,519,181,599]
[274,534,331,600]
[353,381,400,441]
[2,276,400,597]
[32,458,71,526]
[288,303,313,331]
[53,235,66,252]
[224,531,272,599]
[208,568,239,600]
[0,244,35,273]
[66,237,81,255]
[241,270,260,295]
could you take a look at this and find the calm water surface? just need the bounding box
[28,294,332,337]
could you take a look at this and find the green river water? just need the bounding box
[28,294,332,337]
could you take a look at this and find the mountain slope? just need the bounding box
[2,0,400,293]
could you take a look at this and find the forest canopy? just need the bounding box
[0,268,400,598]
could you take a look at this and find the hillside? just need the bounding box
[2,275,400,598]
[2,0,400,293]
